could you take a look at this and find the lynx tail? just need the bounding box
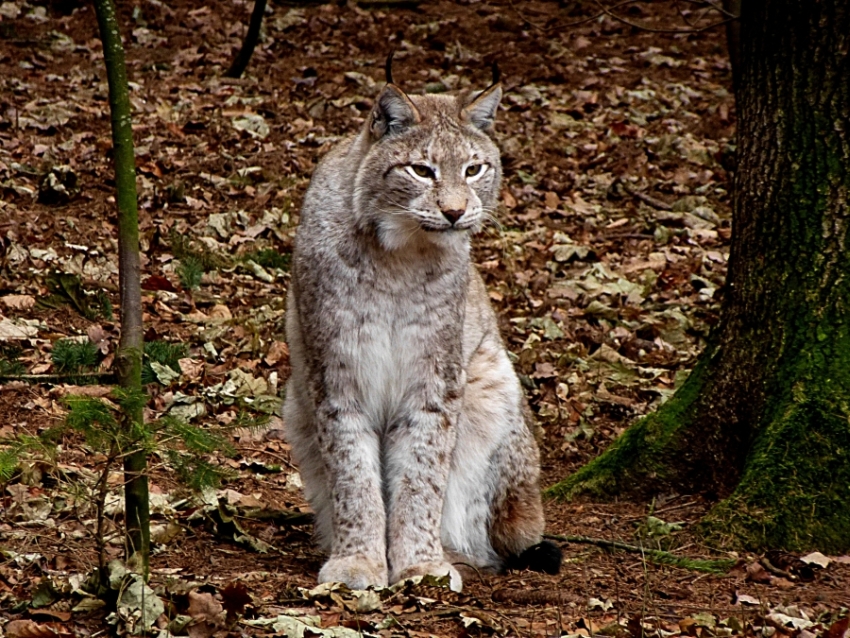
[507,540,563,575]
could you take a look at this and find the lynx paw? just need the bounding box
[392,561,463,593]
[319,554,388,590]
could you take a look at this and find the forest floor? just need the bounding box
[0,0,848,635]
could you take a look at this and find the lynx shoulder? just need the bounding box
[283,63,561,592]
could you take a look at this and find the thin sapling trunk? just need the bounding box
[92,0,150,577]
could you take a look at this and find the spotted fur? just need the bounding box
[284,78,556,592]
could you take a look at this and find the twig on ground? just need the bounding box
[239,506,313,527]
[545,533,735,573]
[760,557,797,580]
[0,372,116,383]
[506,0,644,34]
[619,181,674,210]
[238,445,298,470]
[591,0,735,34]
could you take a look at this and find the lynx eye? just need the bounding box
[466,164,485,177]
[410,164,435,179]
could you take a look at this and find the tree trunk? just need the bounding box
[224,0,267,79]
[548,0,850,553]
[92,0,150,576]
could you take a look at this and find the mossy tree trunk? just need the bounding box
[549,0,850,553]
[92,0,150,576]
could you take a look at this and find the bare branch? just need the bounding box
[591,0,735,34]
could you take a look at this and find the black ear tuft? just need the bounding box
[491,61,500,85]
[507,540,563,575]
[385,50,395,85]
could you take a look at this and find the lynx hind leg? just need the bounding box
[488,426,562,575]
[282,380,333,552]
[442,343,552,573]
[442,337,561,575]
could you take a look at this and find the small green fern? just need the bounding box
[165,450,234,491]
[0,345,25,376]
[177,256,204,290]
[52,338,99,375]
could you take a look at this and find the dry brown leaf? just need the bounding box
[186,590,225,638]
[221,581,252,618]
[264,340,289,366]
[745,561,772,583]
[4,620,67,638]
[825,616,850,638]
[209,304,232,320]
[178,358,205,381]
[2,295,36,310]
[187,590,224,621]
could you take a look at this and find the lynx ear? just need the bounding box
[370,84,420,139]
[462,83,502,132]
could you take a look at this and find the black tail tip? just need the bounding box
[510,540,563,575]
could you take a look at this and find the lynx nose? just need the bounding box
[442,209,465,225]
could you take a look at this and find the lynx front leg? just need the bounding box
[316,405,388,589]
[384,407,462,592]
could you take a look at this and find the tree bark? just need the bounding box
[92,0,150,576]
[224,0,267,79]
[549,0,850,553]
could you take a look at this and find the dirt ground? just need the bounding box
[0,0,848,635]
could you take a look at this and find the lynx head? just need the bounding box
[352,64,503,252]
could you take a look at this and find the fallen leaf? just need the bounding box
[142,275,177,292]
[530,362,557,379]
[188,590,224,621]
[501,189,517,209]
[2,295,36,310]
[209,304,232,320]
[824,616,850,638]
[150,522,183,545]
[263,341,289,366]
[0,317,39,340]
[232,113,270,139]
[799,551,830,568]
[745,561,771,583]
[4,620,65,638]
[178,358,205,381]
[221,581,252,618]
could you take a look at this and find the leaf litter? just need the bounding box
[0,0,848,636]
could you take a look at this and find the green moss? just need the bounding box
[546,350,713,501]
[701,394,850,553]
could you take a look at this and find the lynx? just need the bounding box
[283,61,561,592]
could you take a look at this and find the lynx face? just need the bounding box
[353,86,503,251]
